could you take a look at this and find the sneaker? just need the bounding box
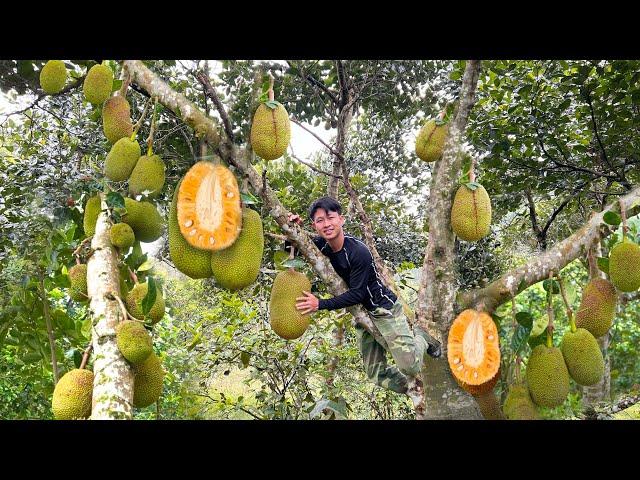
[415,326,442,358]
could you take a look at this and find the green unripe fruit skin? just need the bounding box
[52,369,93,419]
[526,345,570,408]
[250,103,291,160]
[103,96,133,144]
[269,269,312,340]
[116,320,153,364]
[132,353,164,408]
[83,195,101,237]
[126,283,165,324]
[122,198,164,243]
[104,137,141,182]
[40,60,67,94]
[129,154,166,197]
[83,64,114,105]
[608,240,640,292]
[575,278,616,338]
[415,119,448,162]
[503,383,540,420]
[561,328,604,386]
[110,223,135,250]
[451,184,492,242]
[68,264,88,302]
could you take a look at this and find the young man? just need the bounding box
[290,196,441,395]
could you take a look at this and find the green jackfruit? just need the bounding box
[40,60,67,94]
[168,181,212,279]
[415,119,448,162]
[269,269,311,340]
[561,328,604,386]
[129,154,165,197]
[451,183,492,241]
[68,264,88,302]
[110,222,135,250]
[608,239,640,292]
[503,383,540,420]
[250,102,291,160]
[52,369,93,419]
[526,345,570,408]
[575,278,616,338]
[116,320,153,364]
[211,208,264,290]
[83,195,101,236]
[122,198,164,243]
[104,137,141,182]
[103,95,133,144]
[83,64,114,105]
[132,352,164,408]
[126,282,165,324]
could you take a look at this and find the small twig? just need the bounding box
[546,270,555,347]
[132,95,153,138]
[72,237,92,259]
[119,65,131,97]
[290,153,342,178]
[290,118,345,161]
[556,272,575,332]
[469,154,476,183]
[79,343,93,370]
[620,199,628,238]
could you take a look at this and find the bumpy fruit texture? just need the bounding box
[177,162,242,251]
[83,195,101,236]
[503,383,540,420]
[68,264,88,302]
[608,240,640,292]
[447,309,501,396]
[451,184,492,242]
[211,208,264,290]
[52,369,93,420]
[526,345,570,408]
[103,96,133,144]
[132,352,164,408]
[122,198,164,243]
[116,320,153,364]
[110,222,135,250]
[415,119,448,162]
[40,60,67,94]
[168,181,212,279]
[129,154,165,197]
[575,278,616,338]
[126,282,165,324]
[269,270,312,340]
[104,137,141,182]
[561,328,604,386]
[83,64,114,105]
[250,102,291,160]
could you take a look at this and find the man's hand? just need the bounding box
[295,291,319,315]
[288,213,304,225]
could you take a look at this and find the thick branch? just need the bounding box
[195,70,234,142]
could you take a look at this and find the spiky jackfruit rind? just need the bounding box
[126,282,165,324]
[168,181,212,279]
[608,240,640,292]
[132,352,164,408]
[110,223,135,250]
[575,278,616,338]
[52,369,93,420]
[526,345,570,408]
[250,102,291,160]
[83,195,101,237]
[83,64,114,105]
[210,208,264,290]
[103,96,133,144]
[451,184,492,242]
[269,269,311,340]
[68,264,88,302]
[40,60,67,94]
[129,154,166,197]
[122,198,164,243]
[415,119,448,162]
[104,137,141,182]
[115,320,153,365]
[503,383,540,420]
[561,328,604,386]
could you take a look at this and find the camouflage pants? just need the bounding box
[355,301,428,394]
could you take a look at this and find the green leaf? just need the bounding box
[528,331,548,349]
[542,279,560,294]
[111,79,123,92]
[241,192,259,205]
[81,318,92,339]
[106,192,125,210]
[240,351,250,368]
[530,314,549,338]
[265,100,280,110]
[515,311,534,329]
[603,211,622,226]
[137,259,155,272]
[511,324,532,355]
[310,399,347,420]
[465,182,481,191]
[73,350,83,368]
[142,277,157,316]
[597,257,610,274]
[281,258,306,269]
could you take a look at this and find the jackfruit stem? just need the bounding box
[469,155,476,183]
[268,75,274,102]
[546,270,555,345]
[289,245,295,260]
[79,342,93,370]
[556,273,576,333]
[132,95,153,139]
[620,199,628,238]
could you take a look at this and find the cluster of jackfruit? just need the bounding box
[52,368,94,419]
[250,99,291,161]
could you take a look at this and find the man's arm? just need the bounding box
[317,249,370,311]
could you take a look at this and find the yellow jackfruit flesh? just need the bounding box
[561,328,604,386]
[126,282,165,324]
[526,345,570,408]
[40,60,67,94]
[250,102,291,160]
[168,181,212,279]
[269,269,312,340]
[68,264,88,302]
[451,183,492,241]
[132,352,164,408]
[83,195,101,237]
[103,96,133,144]
[110,223,135,250]
[503,383,540,420]
[129,154,166,197]
[104,137,141,182]
[608,240,640,292]
[415,119,448,162]
[211,208,264,290]
[52,369,93,419]
[575,278,616,338]
[83,64,114,105]
[122,198,164,243]
[116,320,153,364]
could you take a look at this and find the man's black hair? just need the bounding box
[309,196,342,220]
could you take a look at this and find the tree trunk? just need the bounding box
[88,194,134,419]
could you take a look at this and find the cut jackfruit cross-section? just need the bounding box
[177,161,242,251]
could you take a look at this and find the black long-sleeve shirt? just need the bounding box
[313,235,397,312]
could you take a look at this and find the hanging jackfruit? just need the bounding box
[250,102,291,160]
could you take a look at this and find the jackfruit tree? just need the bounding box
[3,59,640,421]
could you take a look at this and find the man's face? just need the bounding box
[311,208,344,241]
